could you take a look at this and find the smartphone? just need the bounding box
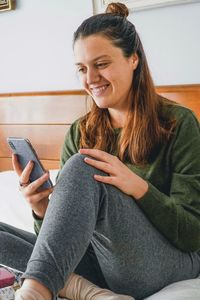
[7,137,53,190]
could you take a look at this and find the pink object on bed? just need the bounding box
[0,267,15,288]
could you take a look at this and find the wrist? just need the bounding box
[32,210,44,220]
[131,176,149,200]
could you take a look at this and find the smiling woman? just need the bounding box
[1,2,200,300]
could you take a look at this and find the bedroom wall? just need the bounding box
[0,0,93,93]
[0,1,199,93]
[130,1,200,86]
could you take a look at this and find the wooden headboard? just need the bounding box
[0,84,200,171]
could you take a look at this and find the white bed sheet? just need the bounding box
[0,169,58,233]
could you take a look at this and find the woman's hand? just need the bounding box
[12,154,54,218]
[79,148,148,200]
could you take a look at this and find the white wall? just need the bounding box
[0,1,199,93]
[0,0,93,93]
[129,2,200,85]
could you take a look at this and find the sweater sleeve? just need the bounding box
[138,110,200,252]
[33,120,81,235]
[59,119,81,169]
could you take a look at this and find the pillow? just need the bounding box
[0,170,58,233]
[144,278,200,300]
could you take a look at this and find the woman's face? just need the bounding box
[74,34,138,112]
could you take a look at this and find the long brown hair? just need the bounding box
[73,2,175,165]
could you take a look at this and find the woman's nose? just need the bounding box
[86,68,100,85]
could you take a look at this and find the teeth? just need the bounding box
[92,85,108,95]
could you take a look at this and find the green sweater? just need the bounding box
[34,103,200,254]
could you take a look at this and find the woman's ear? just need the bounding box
[132,53,139,70]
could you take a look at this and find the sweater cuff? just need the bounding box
[32,210,43,221]
[32,211,43,236]
[137,181,170,215]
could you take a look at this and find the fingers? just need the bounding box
[94,174,115,184]
[80,149,121,177]
[79,148,113,162]
[84,157,114,175]
[19,172,53,219]
[14,154,51,192]
[21,179,53,217]
[25,188,53,205]
[19,161,34,185]
[12,154,23,175]
[22,172,51,195]
[12,153,34,184]
[12,153,53,218]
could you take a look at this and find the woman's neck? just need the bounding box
[108,109,127,129]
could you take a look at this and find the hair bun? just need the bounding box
[105,2,129,18]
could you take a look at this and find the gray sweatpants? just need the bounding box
[1,153,200,300]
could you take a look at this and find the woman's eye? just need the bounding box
[96,63,108,68]
[78,67,85,73]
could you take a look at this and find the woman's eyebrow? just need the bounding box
[75,55,111,66]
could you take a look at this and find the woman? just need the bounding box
[1,2,200,300]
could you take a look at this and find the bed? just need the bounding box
[0,90,88,232]
[0,85,200,299]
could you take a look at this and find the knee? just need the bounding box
[57,153,107,191]
[0,229,11,251]
[67,153,87,166]
[0,222,9,232]
[60,153,103,178]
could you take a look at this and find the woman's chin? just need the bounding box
[94,101,109,109]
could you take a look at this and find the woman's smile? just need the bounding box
[90,83,110,97]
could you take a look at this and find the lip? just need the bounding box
[90,84,110,97]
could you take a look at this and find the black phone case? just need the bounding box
[7,137,53,190]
